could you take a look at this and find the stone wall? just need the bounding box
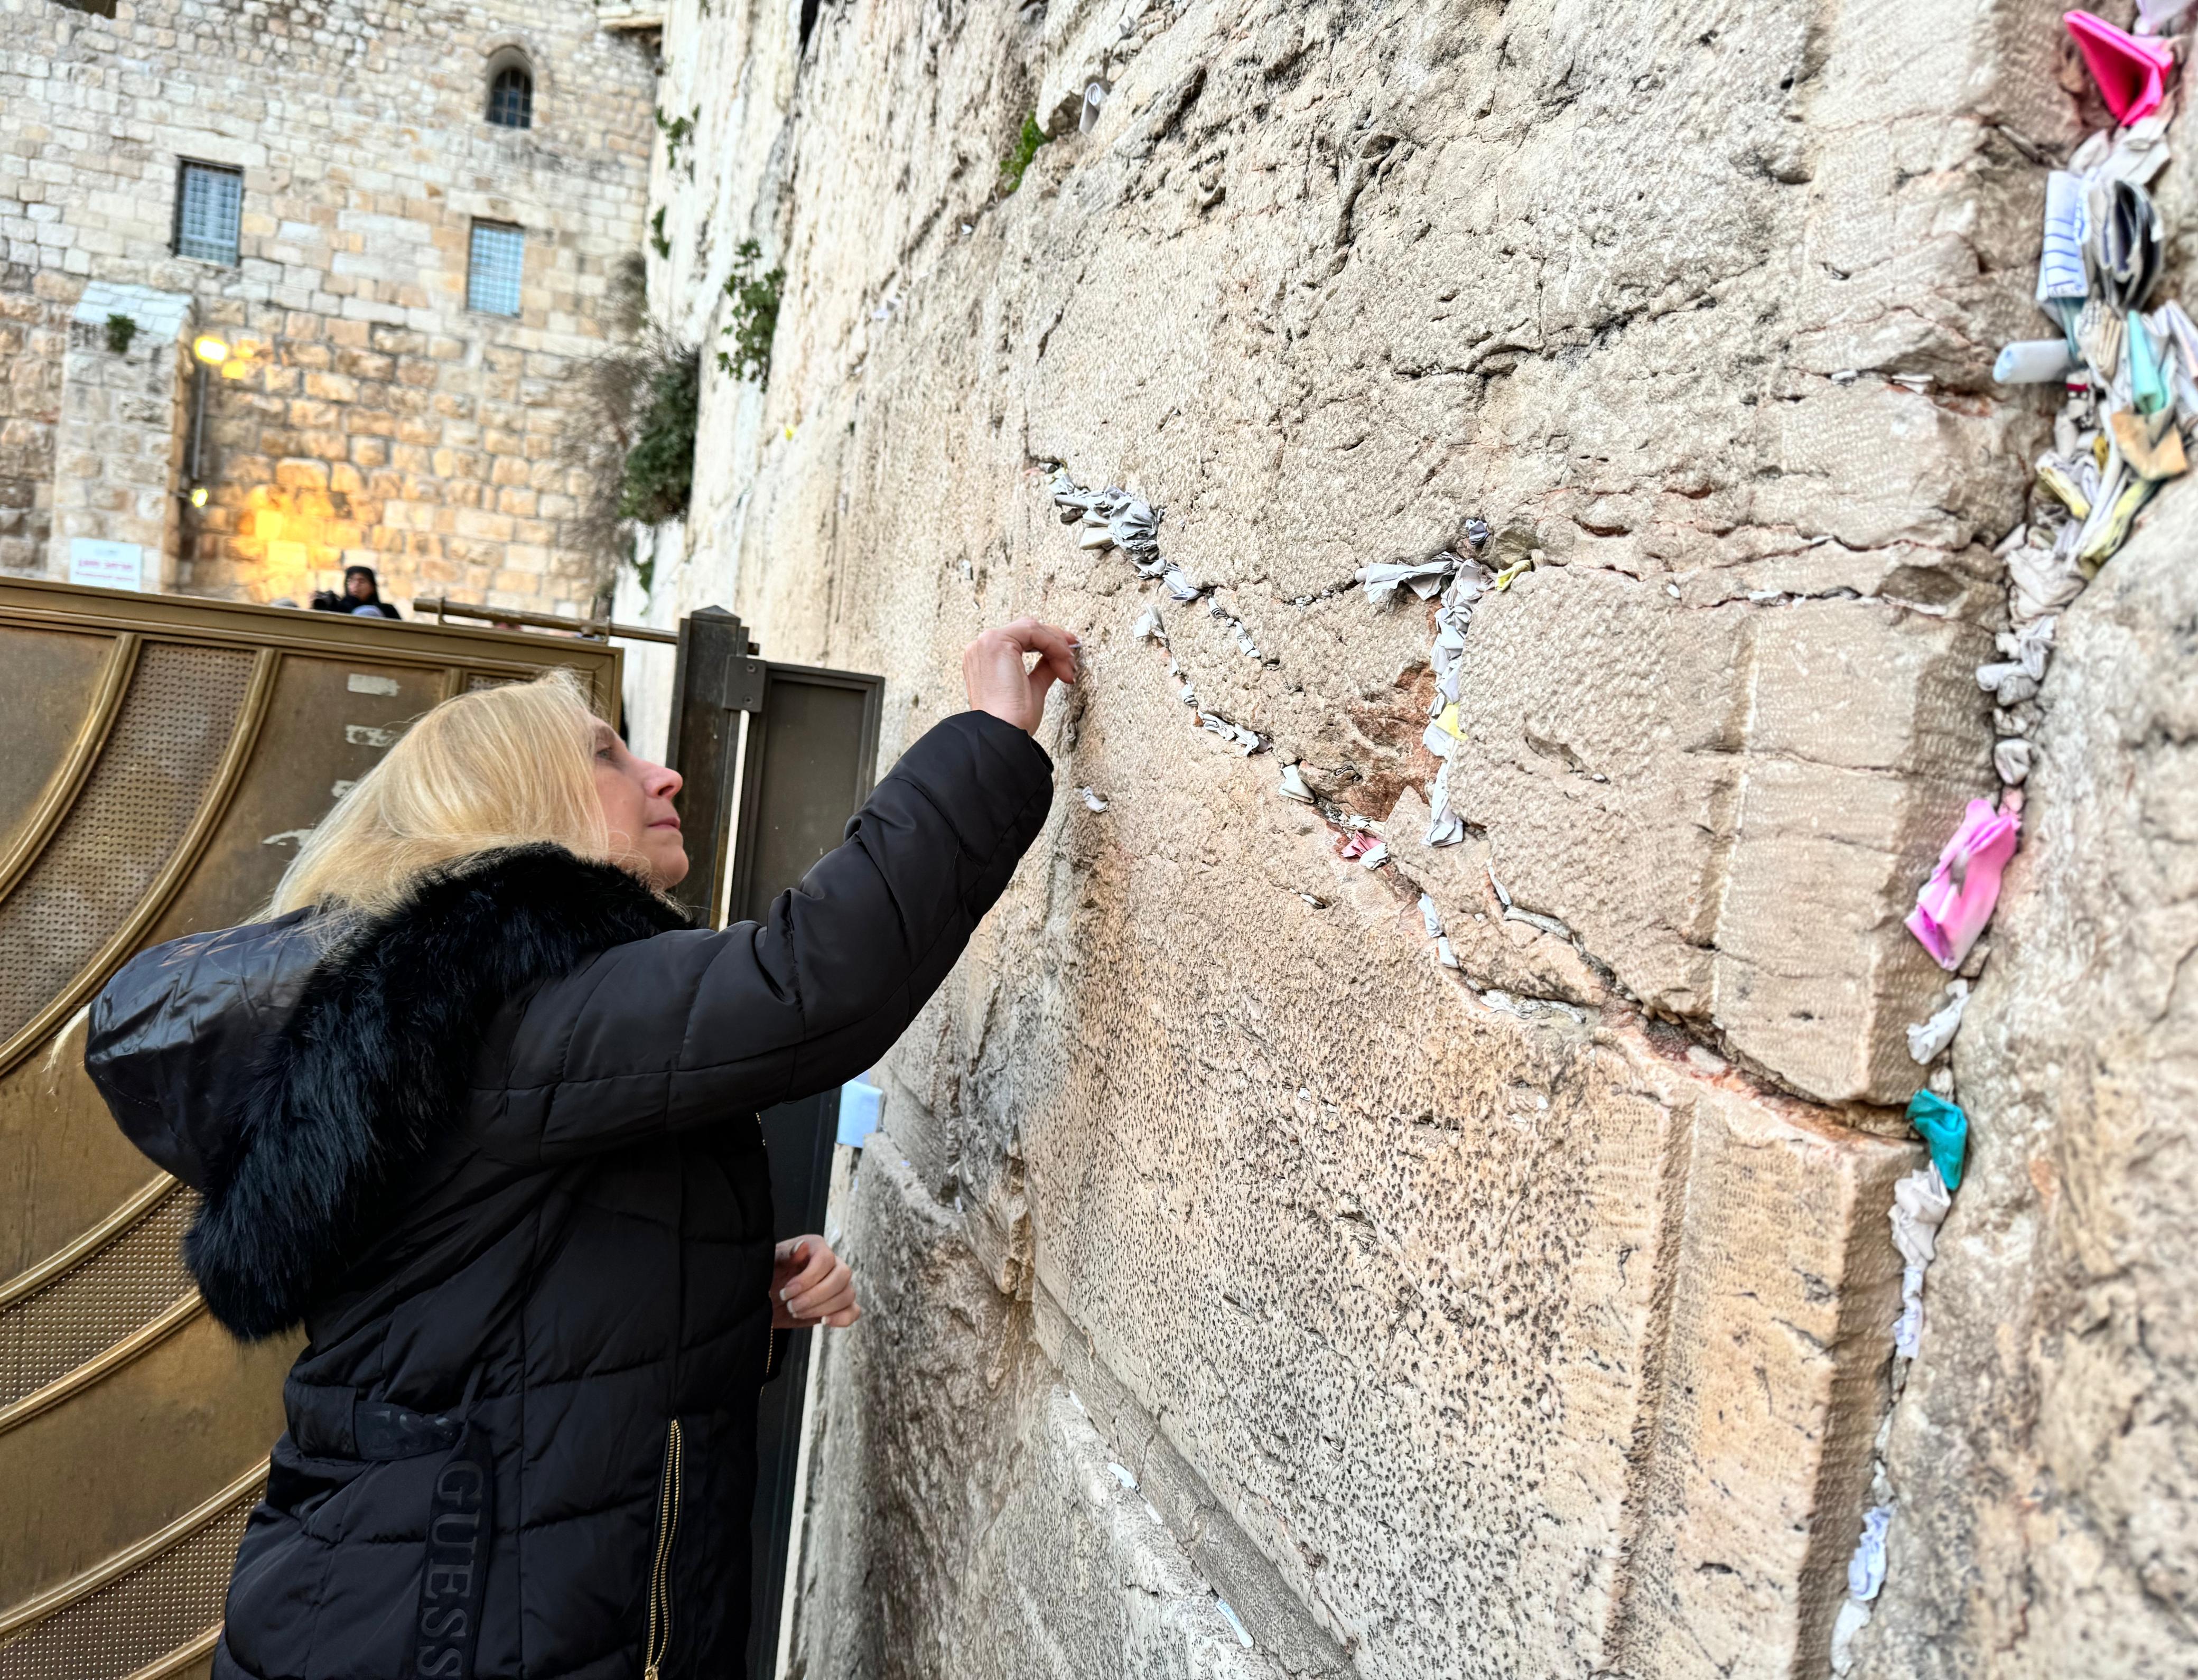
[645,0,2185,1674]
[0,0,657,611]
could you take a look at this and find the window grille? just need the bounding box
[487,65,534,129]
[174,162,243,265]
[467,221,525,316]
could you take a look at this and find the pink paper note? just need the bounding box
[1906,799,2021,971]
[2066,11,2176,125]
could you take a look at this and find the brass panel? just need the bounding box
[0,580,622,1674]
[0,1314,293,1608]
[0,1031,154,1281]
[0,644,256,1053]
[0,1181,193,1406]
[0,1469,262,1680]
[0,578,622,723]
[0,648,278,1086]
[138,652,453,947]
[0,1179,173,1311]
[0,633,130,891]
[120,1629,219,1680]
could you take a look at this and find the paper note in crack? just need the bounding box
[1356,556,1457,604]
[1422,783,1466,847]
[1197,711,1261,754]
[1904,979,1969,1063]
[1907,799,2019,970]
[1846,1507,1892,1602]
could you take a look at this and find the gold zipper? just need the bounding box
[642,1420,683,1680]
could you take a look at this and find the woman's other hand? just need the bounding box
[963,619,1079,734]
[772,1235,860,1328]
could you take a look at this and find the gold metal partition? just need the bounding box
[0,580,623,1679]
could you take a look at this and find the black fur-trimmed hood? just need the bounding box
[86,847,688,1340]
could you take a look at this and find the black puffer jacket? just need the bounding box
[84,712,1053,1680]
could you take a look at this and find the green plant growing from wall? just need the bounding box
[716,239,784,385]
[649,207,671,260]
[1000,114,1048,194]
[104,313,139,354]
[616,345,702,526]
[655,106,698,174]
[555,256,701,600]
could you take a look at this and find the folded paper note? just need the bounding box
[2037,171,2090,304]
[1907,1090,1970,1191]
[2066,11,2176,125]
[1906,798,2020,970]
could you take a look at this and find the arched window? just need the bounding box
[487,63,534,129]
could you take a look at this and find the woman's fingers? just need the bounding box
[773,1234,861,1328]
[963,620,1079,732]
[778,1243,833,1300]
[785,1256,854,1321]
[1000,618,1081,690]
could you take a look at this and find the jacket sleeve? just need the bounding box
[481,710,1054,1165]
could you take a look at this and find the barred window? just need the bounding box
[487,65,534,129]
[467,221,525,316]
[174,162,243,265]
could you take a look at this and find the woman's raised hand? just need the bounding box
[772,1235,860,1328]
[963,619,1079,734]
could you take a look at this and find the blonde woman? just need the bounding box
[85,620,1076,1680]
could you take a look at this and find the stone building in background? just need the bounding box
[623,0,2198,1677]
[0,0,660,613]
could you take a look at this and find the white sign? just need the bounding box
[68,538,144,592]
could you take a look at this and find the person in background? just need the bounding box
[82,619,1074,1680]
[311,565,402,618]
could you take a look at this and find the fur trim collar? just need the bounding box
[186,846,688,1340]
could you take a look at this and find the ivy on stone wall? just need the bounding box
[655,106,698,176]
[716,239,783,385]
[1000,114,1048,193]
[104,313,137,355]
[556,258,699,595]
[616,346,701,526]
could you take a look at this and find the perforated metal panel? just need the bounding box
[0,645,253,1044]
[0,1483,254,1680]
[0,1189,196,1408]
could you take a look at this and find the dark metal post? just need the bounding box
[663,606,763,926]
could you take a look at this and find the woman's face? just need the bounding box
[593,722,688,888]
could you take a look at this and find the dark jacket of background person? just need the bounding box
[83,712,1055,1680]
[311,565,402,618]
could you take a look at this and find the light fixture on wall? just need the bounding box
[183,332,231,514]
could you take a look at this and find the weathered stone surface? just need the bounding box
[1852,482,2198,1679]
[628,0,2180,1674]
[793,1140,1294,1680]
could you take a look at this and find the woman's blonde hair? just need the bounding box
[271,667,611,917]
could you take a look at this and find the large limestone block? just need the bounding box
[1448,570,1994,1101]
[789,1140,1291,1680]
[1854,486,2198,1678]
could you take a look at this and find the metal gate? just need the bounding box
[0,578,623,1680]
[659,607,884,1680]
